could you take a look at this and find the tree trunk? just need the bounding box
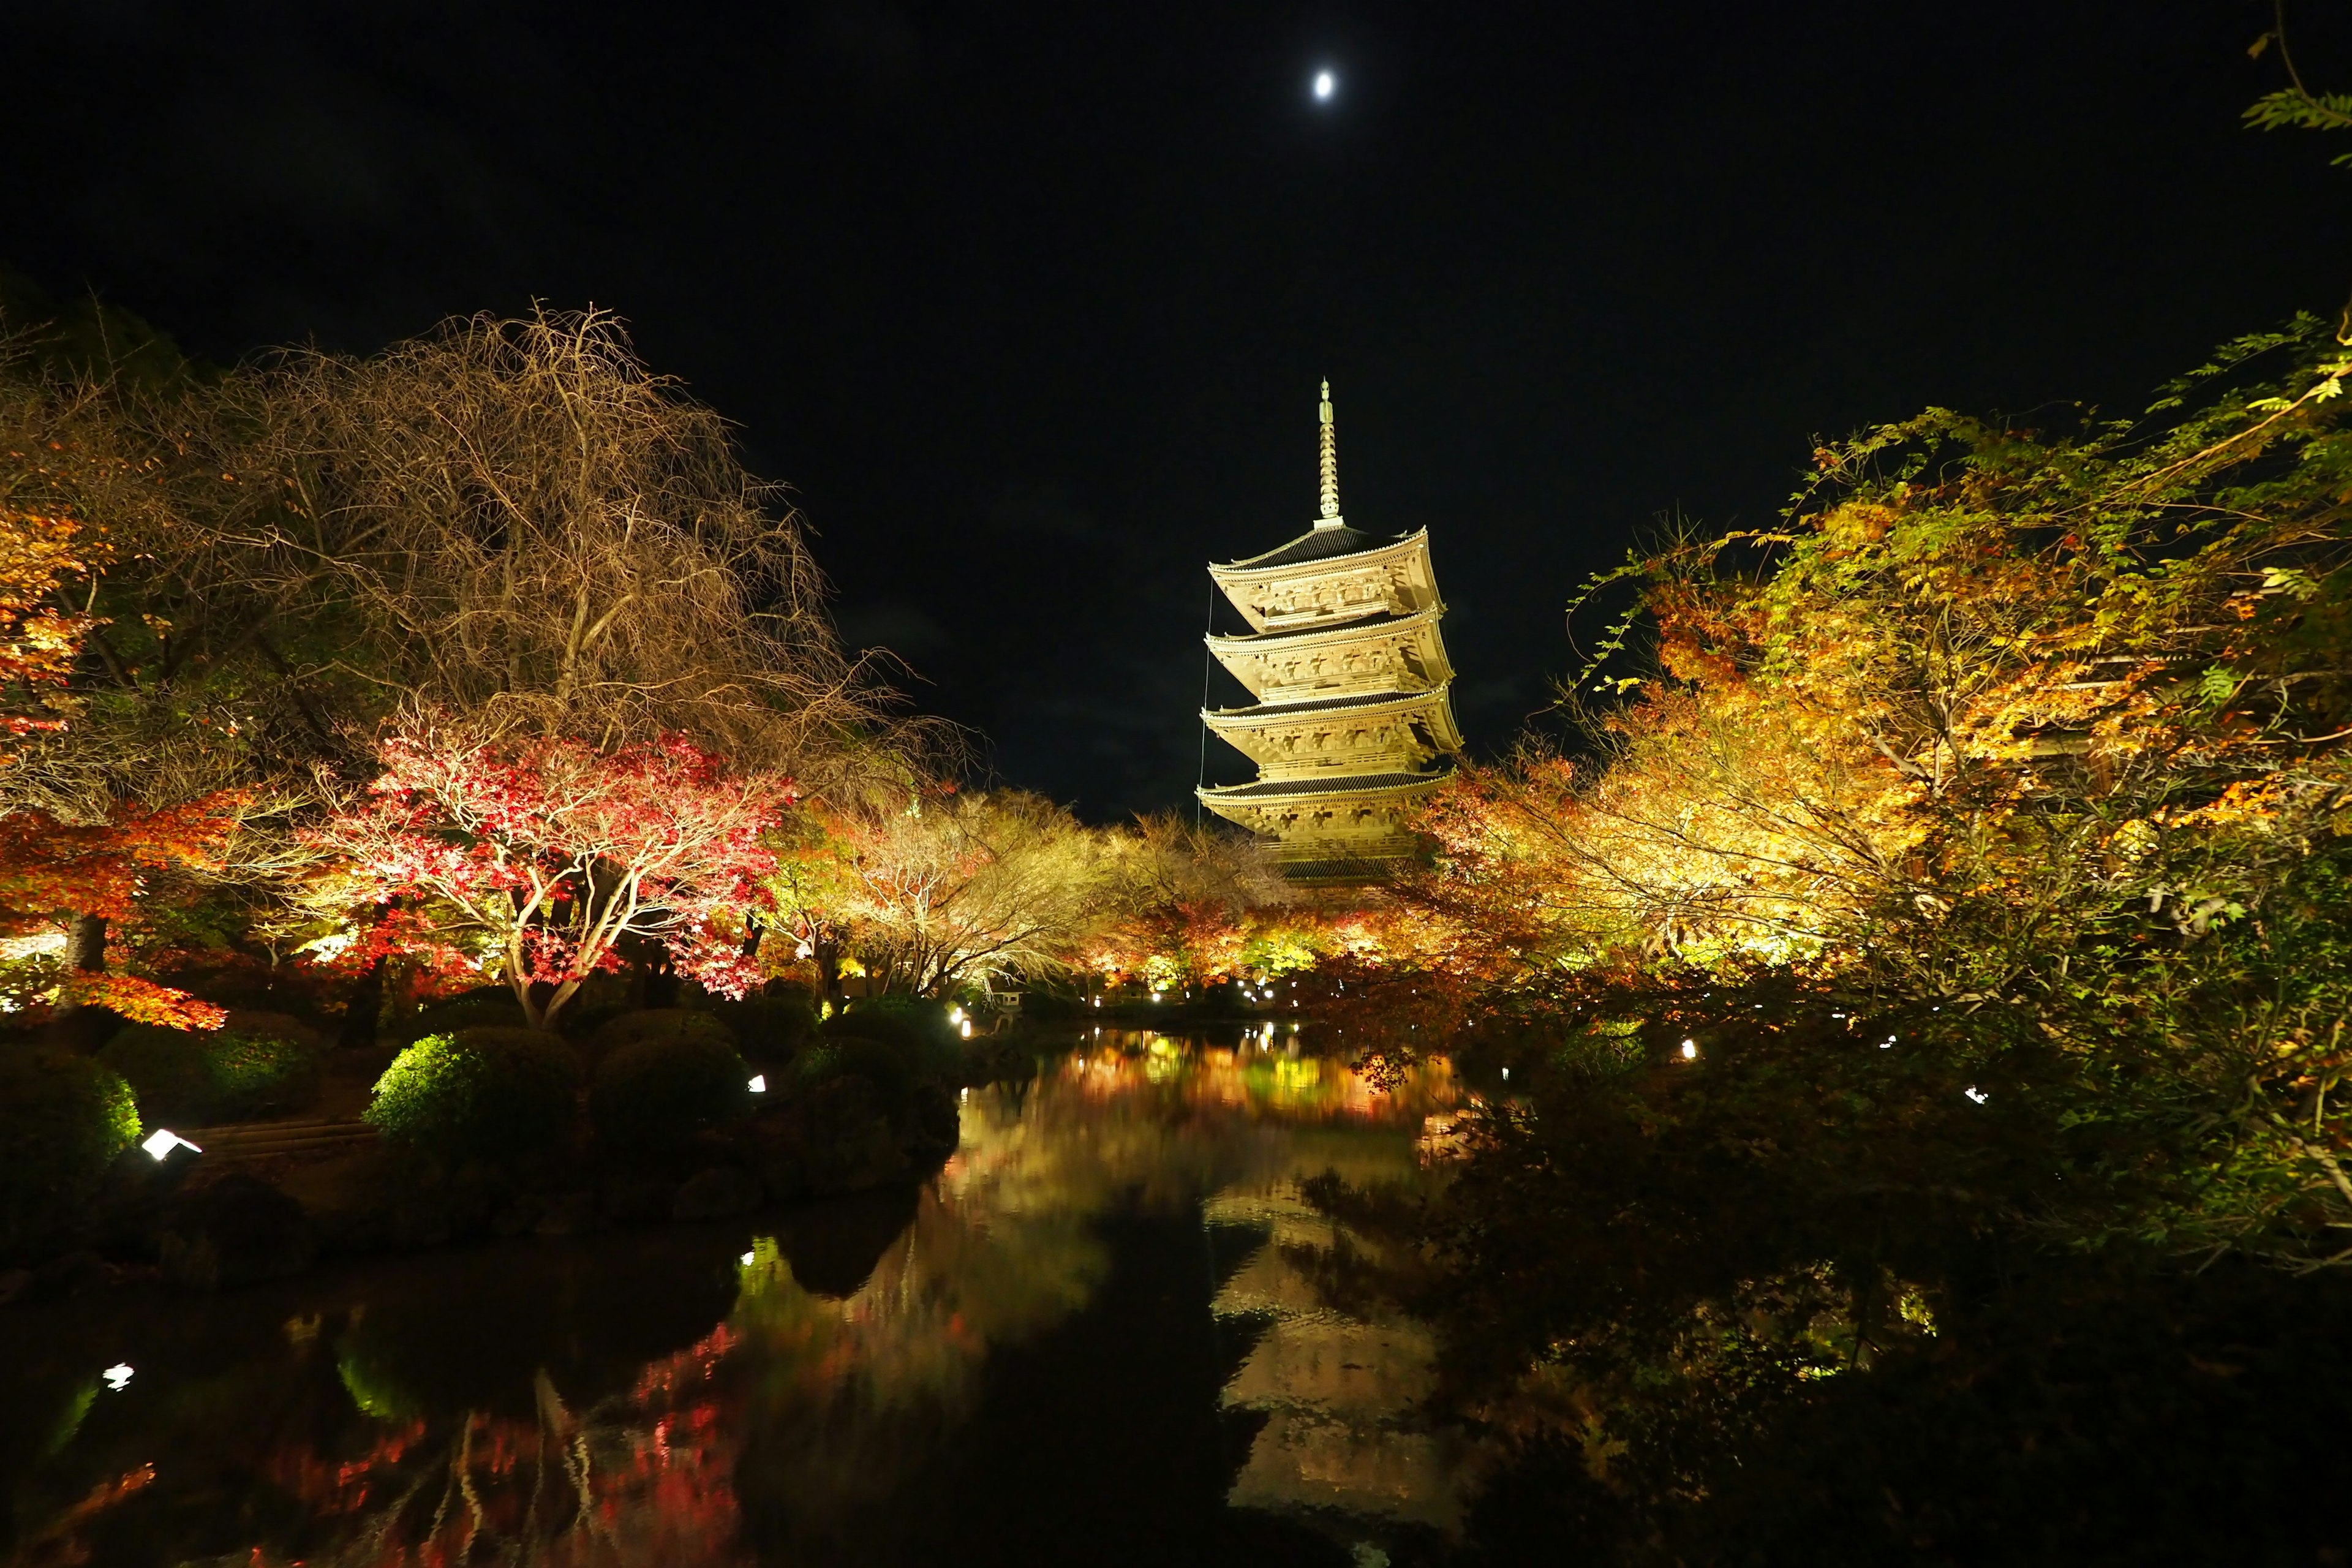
[813,937,844,1014]
[48,913,118,1052]
[633,948,678,1010]
[66,913,105,973]
[337,953,388,1050]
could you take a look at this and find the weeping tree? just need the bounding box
[233,311,938,1019]
[218,309,925,794]
[2,307,937,1033]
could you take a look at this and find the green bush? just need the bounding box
[787,1034,917,1104]
[591,1008,738,1058]
[207,1030,323,1118]
[365,1028,581,1161]
[399,987,527,1044]
[100,1023,323,1123]
[0,1050,141,1259]
[714,987,817,1062]
[96,1027,210,1122]
[820,997,961,1082]
[590,1031,753,1153]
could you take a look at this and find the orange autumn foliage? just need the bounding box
[0,504,104,745]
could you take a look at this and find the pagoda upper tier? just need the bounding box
[1207,524,1440,634]
[1204,599,1453,704]
[1195,381,1463,877]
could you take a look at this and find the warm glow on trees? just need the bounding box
[217,309,934,799]
[832,790,1109,998]
[0,505,102,745]
[1406,316,2352,1265]
[1085,813,1289,987]
[309,719,796,1030]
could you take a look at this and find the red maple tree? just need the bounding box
[312,720,796,1030]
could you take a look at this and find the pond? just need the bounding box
[0,1030,1464,1568]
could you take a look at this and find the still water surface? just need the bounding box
[1,1031,1464,1567]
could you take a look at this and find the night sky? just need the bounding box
[11,2,2352,819]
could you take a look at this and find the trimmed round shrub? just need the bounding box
[590,1032,753,1154]
[787,1034,917,1103]
[820,997,962,1082]
[97,1026,211,1122]
[714,987,817,1063]
[101,1023,323,1123]
[0,1050,141,1259]
[592,1008,737,1059]
[365,1028,581,1161]
[399,987,529,1044]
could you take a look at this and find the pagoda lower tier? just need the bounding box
[1194,767,1453,873]
[1200,684,1462,783]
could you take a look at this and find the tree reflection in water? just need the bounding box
[0,1033,1461,1568]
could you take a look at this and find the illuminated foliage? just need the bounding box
[0,505,102,745]
[216,308,935,796]
[824,788,1112,998]
[1401,319,2352,1288]
[1083,812,1292,986]
[311,720,795,1031]
[0,795,241,937]
[0,1050,140,1257]
[364,1027,582,1159]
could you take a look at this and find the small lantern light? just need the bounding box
[1679,1040,1698,1060]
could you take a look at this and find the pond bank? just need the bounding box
[0,1032,1466,1567]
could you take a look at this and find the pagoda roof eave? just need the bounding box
[1202,682,1458,728]
[1197,767,1455,803]
[1204,600,1444,652]
[1213,526,1430,582]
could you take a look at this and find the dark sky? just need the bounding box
[10,1,2352,819]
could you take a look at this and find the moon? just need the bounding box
[1313,70,1335,101]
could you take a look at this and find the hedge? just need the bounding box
[591,1008,738,1060]
[365,1028,581,1161]
[0,1050,141,1259]
[590,1031,753,1153]
[101,1023,322,1123]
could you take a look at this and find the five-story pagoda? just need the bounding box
[1196,383,1462,880]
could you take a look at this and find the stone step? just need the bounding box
[178,1119,380,1161]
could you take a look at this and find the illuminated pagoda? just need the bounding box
[1196,382,1462,880]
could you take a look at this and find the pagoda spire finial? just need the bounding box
[1317,379,1341,525]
